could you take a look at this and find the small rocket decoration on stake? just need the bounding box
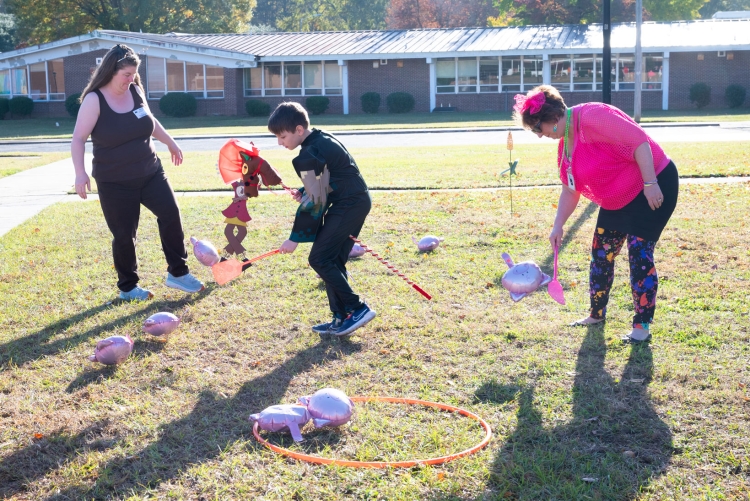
[499,132,519,215]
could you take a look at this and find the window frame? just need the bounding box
[146,57,225,100]
[243,61,344,97]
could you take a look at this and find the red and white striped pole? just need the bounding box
[349,236,432,300]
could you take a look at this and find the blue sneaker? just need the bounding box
[165,272,205,293]
[312,314,345,334]
[329,304,376,337]
[118,286,153,301]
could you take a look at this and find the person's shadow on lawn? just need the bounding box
[0,290,211,370]
[38,339,361,500]
[475,325,673,500]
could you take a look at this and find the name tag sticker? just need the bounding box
[566,167,576,190]
[133,107,149,119]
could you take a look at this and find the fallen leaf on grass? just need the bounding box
[33,228,40,233]
[459,314,466,319]
[676,251,684,257]
[623,451,636,458]
[485,282,494,288]
[582,477,598,483]
[739,383,746,388]
[437,472,446,481]
[711,264,718,270]
[33,433,43,439]
[380,349,390,355]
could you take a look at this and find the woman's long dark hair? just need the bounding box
[80,44,144,101]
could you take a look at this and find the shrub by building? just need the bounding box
[159,92,197,117]
[65,93,82,117]
[0,98,8,119]
[9,96,34,117]
[305,96,330,115]
[361,92,381,113]
[245,99,271,117]
[725,84,746,109]
[386,92,415,113]
[689,83,711,109]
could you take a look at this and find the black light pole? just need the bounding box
[602,0,611,104]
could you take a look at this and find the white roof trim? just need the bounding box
[0,31,257,69]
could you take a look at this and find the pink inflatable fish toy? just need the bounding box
[143,312,180,336]
[190,236,221,267]
[249,404,311,442]
[501,252,551,302]
[88,335,134,365]
[412,235,443,252]
[299,388,354,428]
[349,243,366,258]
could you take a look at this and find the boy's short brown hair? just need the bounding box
[268,102,310,135]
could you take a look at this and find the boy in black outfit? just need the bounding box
[269,102,376,336]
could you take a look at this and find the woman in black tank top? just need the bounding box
[71,44,204,301]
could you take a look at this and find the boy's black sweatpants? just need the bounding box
[97,166,189,292]
[308,191,372,316]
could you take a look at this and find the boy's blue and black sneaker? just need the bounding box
[312,314,344,334]
[329,304,376,337]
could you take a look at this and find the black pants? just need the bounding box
[308,192,372,316]
[97,167,189,292]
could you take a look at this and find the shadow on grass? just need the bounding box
[0,289,212,369]
[475,325,673,500]
[41,339,361,500]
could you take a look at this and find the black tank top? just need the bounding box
[91,85,159,182]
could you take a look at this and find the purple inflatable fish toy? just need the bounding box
[249,404,311,442]
[349,243,366,258]
[299,388,354,428]
[412,235,444,252]
[88,335,134,365]
[190,236,221,267]
[143,312,180,336]
[501,252,551,302]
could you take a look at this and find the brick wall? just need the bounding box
[669,51,750,109]
[12,48,750,118]
[349,59,431,113]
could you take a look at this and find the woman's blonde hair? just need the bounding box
[80,44,144,101]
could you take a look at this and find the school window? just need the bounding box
[243,62,343,97]
[501,57,521,92]
[146,56,225,99]
[457,58,477,93]
[479,57,499,93]
[0,59,66,101]
[572,54,595,91]
[550,54,572,91]
[642,53,663,90]
[522,55,543,91]
[435,58,456,94]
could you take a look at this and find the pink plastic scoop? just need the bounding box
[548,244,566,305]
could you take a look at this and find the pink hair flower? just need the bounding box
[513,91,545,115]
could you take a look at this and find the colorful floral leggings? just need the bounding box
[589,227,658,330]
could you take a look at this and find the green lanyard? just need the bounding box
[563,108,572,161]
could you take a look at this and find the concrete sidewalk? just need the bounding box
[1,155,748,239]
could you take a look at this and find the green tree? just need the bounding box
[273,0,387,31]
[491,0,709,25]
[7,0,255,45]
[0,13,19,51]
[699,0,750,17]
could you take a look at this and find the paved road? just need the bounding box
[2,123,750,154]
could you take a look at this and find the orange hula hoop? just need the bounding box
[252,396,492,468]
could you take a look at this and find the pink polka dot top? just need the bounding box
[557,103,671,210]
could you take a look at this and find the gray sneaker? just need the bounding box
[165,272,205,293]
[118,286,153,301]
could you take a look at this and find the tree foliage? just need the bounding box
[0,13,19,51]
[6,0,255,45]
[491,0,710,26]
[387,0,495,28]
[263,0,387,31]
[699,0,750,18]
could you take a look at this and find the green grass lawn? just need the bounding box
[0,184,748,499]
[81,141,750,193]
[0,152,71,179]
[2,108,749,140]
